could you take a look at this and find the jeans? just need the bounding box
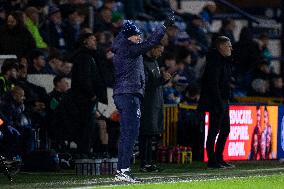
[114,94,141,170]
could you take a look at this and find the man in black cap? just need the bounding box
[112,14,175,182]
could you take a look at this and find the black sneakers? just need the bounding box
[207,162,226,169]
[140,164,160,172]
[207,161,236,169]
[114,170,142,183]
[218,161,236,168]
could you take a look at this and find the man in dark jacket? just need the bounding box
[112,15,174,182]
[1,86,35,158]
[198,36,234,169]
[71,32,107,156]
[40,5,66,51]
[0,59,18,97]
[139,44,171,172]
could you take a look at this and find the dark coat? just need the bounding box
[15,78,49,108]
[0,93,25,127]
[62,20,80,51]
[71,47,107,104]
[40,21,66,50]
[197,49,232,113]
[233,30,261,73]
[140,55,165,135]
[112,26,166,96]
[0,26,35,57]
[47,90,80,140]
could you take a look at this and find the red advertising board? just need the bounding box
[204,106,278,161]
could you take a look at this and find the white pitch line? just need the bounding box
[74,174,284,189]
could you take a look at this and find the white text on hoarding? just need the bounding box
[230,110,253,124]
[229,126,249,140]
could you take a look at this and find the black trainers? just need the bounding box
[218,161,235,168]
[140,164,160,172]
[207,162,226,169]
[114,170,142,183]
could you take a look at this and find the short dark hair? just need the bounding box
[53,75,65,86]
[1,59,18,74]
[29,50,45,62]
[214,36,230,48]
[77,32,95,47]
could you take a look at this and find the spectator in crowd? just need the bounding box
[1,86,35,157]
[40,5,66,51]
[48,75,70,149]
[163,80,180,104]
[144,0,172,20]
[269,74,283,97]
[112,14,173,181]
[111,12,124,35]
[93,8,113,33]
[198,36,234,169]
[187,15,209,55]
[93,45,115,87]
[45,53,64,75]
[199,1,217,27]
[0,11,36,58]
[258,33,273,62]
[250,78,270,97]
[233,27,262,92]
[49,76,70,110]
[27,50,47,74]
[63,7,86,51]
[160,53,177,74]
[15,64,48,112]
[70,32,107,157]
[25,7,48,49]
[176,48,198,87]
[165,25,178,53]
[252,60,271,81]
[59,60,73,78]
[27,0,49,26]
[218,19,236,44]
[0,59,18,96]
[173,61,190,92]
[180,84,200,104]
[139,44,171,172]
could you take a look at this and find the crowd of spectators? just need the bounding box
[0,0,283,166]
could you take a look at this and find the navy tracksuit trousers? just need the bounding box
[114,94,141,170]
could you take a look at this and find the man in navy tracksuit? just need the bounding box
[112,16,174,182]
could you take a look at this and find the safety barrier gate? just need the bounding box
[162,104,179,146]
[162,104,197,146]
